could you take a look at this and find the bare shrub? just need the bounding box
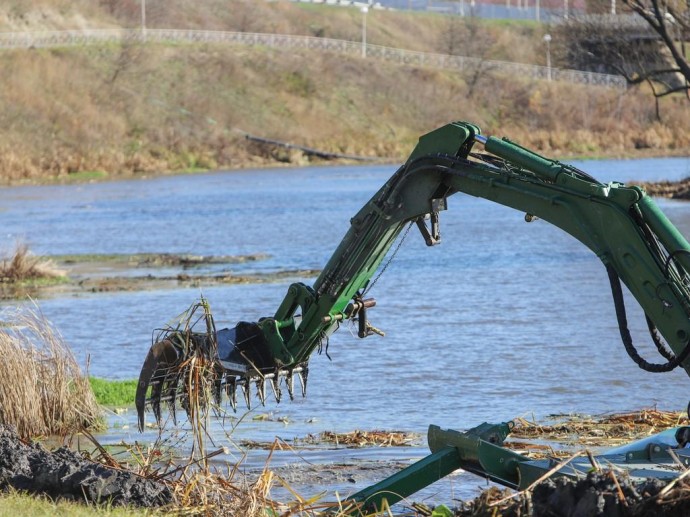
[0,306,102,438]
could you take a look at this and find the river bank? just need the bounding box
[3,407,690,515]
[4,144,690,189]
[4,157,690,515]
[0,252,320,301]
[2,2,690,185]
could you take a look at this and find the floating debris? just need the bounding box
[319,430,420,448]
[510,409,688,447]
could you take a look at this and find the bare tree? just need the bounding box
[622,0,690,97]
[439,13,496,98]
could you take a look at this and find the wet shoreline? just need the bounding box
[0,252,320,300]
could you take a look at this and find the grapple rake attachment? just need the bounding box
[135,302,310,431]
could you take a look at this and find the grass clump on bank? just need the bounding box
[0,243,66,284]
[89,377,137,407]
[0,490,148,517]
[0,307,103,438]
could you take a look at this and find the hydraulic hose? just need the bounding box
[606,264,690,373]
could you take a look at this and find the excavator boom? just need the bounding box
[136,122,690,430]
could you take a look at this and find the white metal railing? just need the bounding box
[0,29,627,89]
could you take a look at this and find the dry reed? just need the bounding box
[511,409,689,448]
[138,300,353,516]
[0,243,65,282]
[0,305,102,438]
[319,430,419,448]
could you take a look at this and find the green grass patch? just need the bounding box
[89,377,138,407]
[65,170,109,182]
[0,490,147,517]
[15,275,70,287]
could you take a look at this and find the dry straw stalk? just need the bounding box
[0,305,102,438]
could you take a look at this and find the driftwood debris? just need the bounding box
[245,133,378,162]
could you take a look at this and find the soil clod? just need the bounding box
[0,424,172,507]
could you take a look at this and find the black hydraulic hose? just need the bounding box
[606,264,690,372]
[646,314,677,362]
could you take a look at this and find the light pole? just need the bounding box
[544,33,552,81]
[361,6,368,58]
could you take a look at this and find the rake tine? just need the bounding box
[225,376,237,412]
[257,378,266,406]
[286,370,295,401]
[150,376,164,426]
[165,373,181,425]
[213,376,223,406]
[136,338,181,432]
[242,379,252,410]
[297,367,309,398]
[271,372,281,403]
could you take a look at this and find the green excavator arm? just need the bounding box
[136,122,690,430]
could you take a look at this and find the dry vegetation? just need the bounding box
[0,1,687,184]
[319,429,419,447]
[0,243,65,283]
[512,408,689,444]
[0,307,102,437]
[505,408,689,461]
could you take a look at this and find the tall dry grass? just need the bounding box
[134,300,347,515]
[0,306,102,438]
[2,42,687,186]
[0,243,65,282]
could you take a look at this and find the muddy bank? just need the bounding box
[638,178,690,200]
[453,472,690,517]
[0,252,320,300]
[0,424,171,507]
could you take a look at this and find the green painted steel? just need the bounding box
[138,120,690,433]
[340,422,690,511]
[265,121,690,378]
[334,447,461,514]
[638,194,690,275]
[484,135,565,182]
[427,423,524,488]
[335,421,522,514]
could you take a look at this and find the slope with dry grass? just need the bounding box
[0,1,687,184]
[1,40,688,185]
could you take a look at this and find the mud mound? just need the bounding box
[637,179,690,200]
[455,472,690,516]
[532,472,690,516]
[0,425,171,507]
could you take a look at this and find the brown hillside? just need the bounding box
[0,1,688,184]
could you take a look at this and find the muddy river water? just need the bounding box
[3,156,690,507]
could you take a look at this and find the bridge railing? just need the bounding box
[0,29,627,89]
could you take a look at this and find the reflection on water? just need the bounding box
[2,156,690,504]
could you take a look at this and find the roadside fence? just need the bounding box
[0,28,627,90]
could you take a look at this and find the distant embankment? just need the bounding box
[0,29,626,90]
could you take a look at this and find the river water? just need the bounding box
[2,156,690,506]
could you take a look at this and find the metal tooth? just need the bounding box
[297,367,308,398]
[242,379,252,410]
[150,377,164,425]
[225,376,237,412]
[213,377,223,406]
[165,374,180,425]
[270,372,281,403]
[286,371,295,401]
[257,378,266,406]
